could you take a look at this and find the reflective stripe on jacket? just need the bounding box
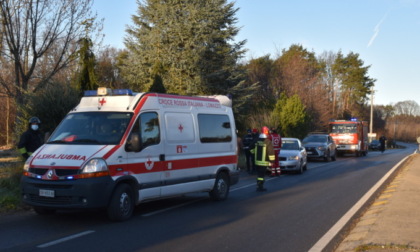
[251,138,275,166]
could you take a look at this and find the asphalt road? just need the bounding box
[0,144,416,252]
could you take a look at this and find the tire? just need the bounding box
[297,162,303,174]
[324,151,331,162]
[107,184,135,221]
[209,172,230,201]
[331,150,337,161]
[33,207,56,215]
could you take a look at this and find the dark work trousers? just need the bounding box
[244,149,253,173]
[256,165,267,190]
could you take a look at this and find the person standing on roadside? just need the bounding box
[18,117,44,160]
[251,129,275,192]
[269,128,282,177]
[379,135,387,153]
[249,128,259,174]
[242,129,255,174]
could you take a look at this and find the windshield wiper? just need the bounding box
[48,140,68,144]
[73,139,100,144]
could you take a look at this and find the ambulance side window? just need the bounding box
[139,112,160,148]
[197,114,232,143]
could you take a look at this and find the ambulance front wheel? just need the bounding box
[210,172,230,201]
[107,183,135,221]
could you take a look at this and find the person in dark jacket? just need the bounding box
[18,117,44,160]
[242,129,255,174]
[379,135,387,153]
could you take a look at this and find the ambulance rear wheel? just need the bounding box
[107,183,134,221]
[210,172,230,201]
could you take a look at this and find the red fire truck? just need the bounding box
[328,119,369,157]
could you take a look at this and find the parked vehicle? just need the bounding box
[302,133,337,161]
[21,87,239,221]
[369,140,381,151]
[329,119,369,157]
[279,138,307,174]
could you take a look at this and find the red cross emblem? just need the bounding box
[99,98,106,106]
[145,156,154,170]
[146,158,152,166]
[178,124,184,133]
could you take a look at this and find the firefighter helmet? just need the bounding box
[259,133,268,139]
[261,126,270,135]
[29,117,41,124]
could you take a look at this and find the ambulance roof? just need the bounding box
[71,88,232,113]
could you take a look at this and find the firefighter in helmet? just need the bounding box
[251,127,275,192]
[18,117,44,160]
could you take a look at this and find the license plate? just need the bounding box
[39,189,55,198]
[307,151,313,154]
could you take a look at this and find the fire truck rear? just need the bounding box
[329,119,369,157]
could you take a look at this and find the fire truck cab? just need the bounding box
[21,88,239,221]
[329,119,369,157]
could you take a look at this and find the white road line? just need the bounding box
[37,230,95,248]
[308,154,411,252]
[143,176,280,216]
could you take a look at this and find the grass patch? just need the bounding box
[0,161,26,213]
[356,243,420,251]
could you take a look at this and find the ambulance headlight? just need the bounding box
[23,156,34,173]
[82,159,108,173]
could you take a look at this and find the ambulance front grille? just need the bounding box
[29,168,48,176]
[28,194,74,205]
[29,168,80,176]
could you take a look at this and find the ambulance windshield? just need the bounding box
[48,112,133,145]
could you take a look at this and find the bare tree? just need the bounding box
[318,51,339,118]
[0,0,100,104]
[394,100,420,116]
[96,46,126,89]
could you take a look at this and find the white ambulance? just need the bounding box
[21,88,239,221]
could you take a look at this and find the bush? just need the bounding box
[0,162,25,212]
[16,83,81,140]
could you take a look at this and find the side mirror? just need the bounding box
[125,133,142,152]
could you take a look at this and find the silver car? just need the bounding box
[302,133,337,161]
[279,138,307,174]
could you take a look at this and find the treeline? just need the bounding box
[0,0,418,146]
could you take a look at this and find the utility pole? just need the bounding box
[370,87,373,135]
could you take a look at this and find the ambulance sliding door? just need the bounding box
[161,112,198,197]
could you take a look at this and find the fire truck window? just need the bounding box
[140,112,160,147]
[197,114,232,143]
[331,124,357,134]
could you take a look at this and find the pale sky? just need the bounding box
[93,0,420,106]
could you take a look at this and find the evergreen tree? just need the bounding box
[75,37,97,91]
[332,51,375,118]
[123,0,246,95]
[274,94,309,139]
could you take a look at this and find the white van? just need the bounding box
[21,88,239,221]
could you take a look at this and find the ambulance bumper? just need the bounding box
[21,176,115,210]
